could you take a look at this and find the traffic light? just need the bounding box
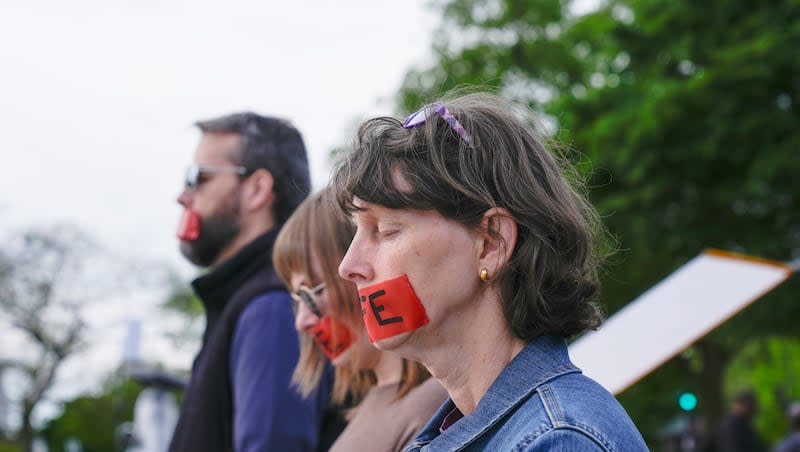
[679,392,698,412]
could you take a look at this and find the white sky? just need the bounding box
[0,0,438,426]
[0,0,438,270]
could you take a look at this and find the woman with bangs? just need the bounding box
[272,187,447,452]
[333,93,647,451]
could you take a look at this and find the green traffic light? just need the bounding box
[679,392,698,411]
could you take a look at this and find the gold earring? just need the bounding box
[479,268,490,282]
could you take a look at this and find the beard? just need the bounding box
[179,192,241,267]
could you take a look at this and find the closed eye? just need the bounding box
[377,223,402,239]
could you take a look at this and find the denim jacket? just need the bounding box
[404,335,648,451]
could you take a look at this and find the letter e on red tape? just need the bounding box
[358,275,429,342]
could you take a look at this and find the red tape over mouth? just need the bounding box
[310,316,355,360]
[357,275,429,342]
[177,209,200,241]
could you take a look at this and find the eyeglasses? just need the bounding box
[290,282,326,318]
[402,102,474,148]
[184,164,252,190]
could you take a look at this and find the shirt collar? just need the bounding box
[192,229,280,312]
[412,335,581,451]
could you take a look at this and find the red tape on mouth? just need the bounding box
[177,209,200,241]
[310,316,355,360]
[358,275,429,342]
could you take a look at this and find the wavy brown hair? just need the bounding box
[273,188,429,406]
[332,92,606,341]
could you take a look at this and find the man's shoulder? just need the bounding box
[236,289,293,328]
[225,255,287,311]
[247,288,292,306]
[229,288,299,369]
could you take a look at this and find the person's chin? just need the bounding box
[331,347,354,368]
[372,331,414,352]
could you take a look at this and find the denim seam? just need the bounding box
[570,421,615,451]
[452,365,581,450]
[511,423,553,451]
[513,425,613,452]
[577,422,616,451]
[531,384,616,451]
[537,384,566,428]
[403,440,430,452]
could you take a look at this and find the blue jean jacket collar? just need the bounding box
[408,335,581,451]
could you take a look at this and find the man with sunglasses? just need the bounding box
[170,113,338,452]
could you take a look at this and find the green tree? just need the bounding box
[0,443,22,452]
[0,225,96,452]
[724,336,800,444]
[397,0,800,444]
[161,271,203,319]
[39,377,141,452]
[160,271,204,348]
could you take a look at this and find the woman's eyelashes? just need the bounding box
[376,222,402,239]
[351,211,402,240]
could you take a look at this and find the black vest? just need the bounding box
[168,231,284,452]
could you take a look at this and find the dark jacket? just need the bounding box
[169,231,335,452]
[711,413,764,452]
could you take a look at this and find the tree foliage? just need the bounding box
[39,377,141,452]
[397,0,800,445]
[725,336,800,443]
[0,225,97,451]
[160,272,204,347]
[161,272,203,319]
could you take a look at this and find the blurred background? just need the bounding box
[1,0,798,451]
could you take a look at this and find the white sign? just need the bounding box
[569,250,793,395]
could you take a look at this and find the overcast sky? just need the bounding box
[0,0,438,270]
[0,0,438,425]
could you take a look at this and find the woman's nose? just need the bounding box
[338,234,373,284]
[295,301,320,332]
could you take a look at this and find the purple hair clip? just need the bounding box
[402,103,474,148]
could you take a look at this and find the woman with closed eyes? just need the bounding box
[332,93,648,451]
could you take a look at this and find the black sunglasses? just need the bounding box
[184,164,252,190]
[290,283,326,318]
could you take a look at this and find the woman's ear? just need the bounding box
[243,168,275,211]
[478,207,518,277]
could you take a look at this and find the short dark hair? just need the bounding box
[196,112,311,225]
[332,92,605,341]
